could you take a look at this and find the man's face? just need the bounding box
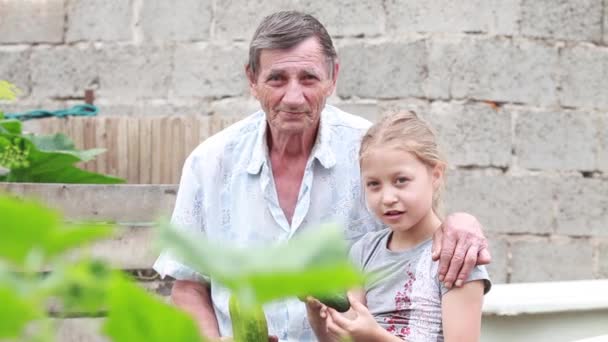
[247,37,338,134]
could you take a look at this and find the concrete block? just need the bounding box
[559,45,608,110]
[486,235,508,284]
[385,0,519,35]
[66,0,132,42]
[444,172,554,234]
[337,40,428,99]
[599,241,608,278]
[30,47,100,98]
[96,46,172,100]
[329,102,379,122]
[55,318,107,342]
[510,238,594,282]
[600,113,608,172]
[92,101,213,117]
[378,99,431,121]
[140,0,212,42]
[214,1,383,40]
[0,0,64,43]
[520,0,603,42]
[171,44,248,99]
[426,102,511,167]
[427,37,559,106]
[605,1,608,45]
[210,98,261,118]
[515,109,601,171]
[297,0,385,38]
[0,49,31,97]
[75,226,157,270]
[0,183,178,223]
[554,178,608,236]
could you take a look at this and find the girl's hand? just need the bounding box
[326,293,385,342]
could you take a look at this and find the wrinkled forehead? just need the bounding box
[256,37,333,76]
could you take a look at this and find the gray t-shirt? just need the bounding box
[349,229,491,341]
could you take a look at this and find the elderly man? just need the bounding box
[153,11,490,341]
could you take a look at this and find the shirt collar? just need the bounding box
[246,106,336,175]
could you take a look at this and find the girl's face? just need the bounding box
[361,146,442,234]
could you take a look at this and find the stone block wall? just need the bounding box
[1,0,607,283]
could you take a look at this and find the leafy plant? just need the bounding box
[0,193,363,342]
[0,194,206,342]
[0,80,123,183]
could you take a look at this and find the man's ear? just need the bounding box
[326,60,340,96]
[245,64,258,98]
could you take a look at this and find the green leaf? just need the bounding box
[3,136,123,184]
[158,222,364,306]
[0,80,20,101]
[0,195,115,268]
[25,133,105,162]
[38,260,114,314]
[103,275,206,342]
[0,119,22,135]
[0,285,40,338]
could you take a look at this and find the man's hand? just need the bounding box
[431,212,492,289]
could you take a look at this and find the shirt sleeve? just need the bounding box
[348,238,365,270]
[440,265,492,296]
[153,154,210,283]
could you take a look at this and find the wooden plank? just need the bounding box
[160,116,171,184]
[199,115,212,142]
[83,117,97,172]
[70,117,85,150]
[170,116,185,184]
[115,116,129,181]
[150,117,163,184]
[105,117,119,178]
[138,116,152,184]
[127,116,140,184]
[95,117,108,175]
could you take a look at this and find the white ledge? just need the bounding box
[483,279,608,316]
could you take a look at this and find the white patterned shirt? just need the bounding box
[153,105,383,341]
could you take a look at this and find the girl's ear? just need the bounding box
[431,163,445,189]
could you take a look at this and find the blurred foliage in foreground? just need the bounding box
[0,192,362,341]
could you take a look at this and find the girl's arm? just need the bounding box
[441,280,485,342]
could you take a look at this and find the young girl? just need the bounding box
[307,111,491,342]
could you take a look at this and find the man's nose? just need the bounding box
[282,81,305,106]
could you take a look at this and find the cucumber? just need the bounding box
[229,295,269,342]
[299,293,351,313]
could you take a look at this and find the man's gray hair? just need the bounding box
[248,11,337,79]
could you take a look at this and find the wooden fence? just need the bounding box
[27,115,245,184]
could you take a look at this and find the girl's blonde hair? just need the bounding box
[359,110,447,214]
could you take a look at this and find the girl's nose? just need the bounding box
[381,188,398,205]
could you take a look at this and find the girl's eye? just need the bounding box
[396,177,409,184]
[366,181,379,188]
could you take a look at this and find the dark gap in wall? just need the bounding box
[581,171,594,178]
